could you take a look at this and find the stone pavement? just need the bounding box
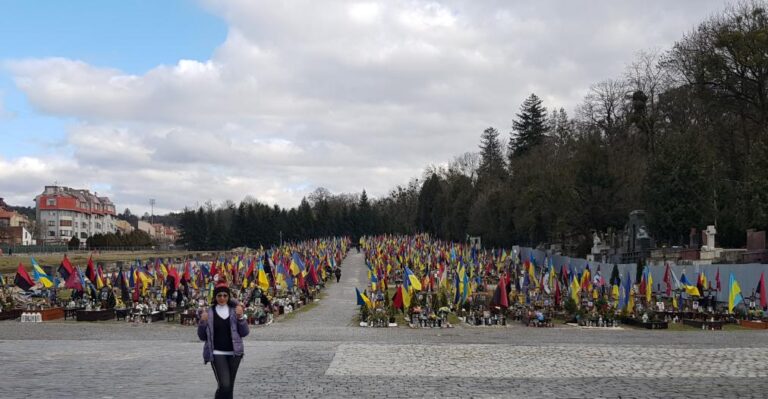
[327,343,768,378]
[2,251,768,398]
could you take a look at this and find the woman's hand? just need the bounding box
[236,304,244,318]
[200,311,209,322]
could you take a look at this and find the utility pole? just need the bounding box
[149,199,156,225]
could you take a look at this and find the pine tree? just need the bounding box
[477,127,507,185]
[416,173,445,236]
[509,93,548,160]
[296,198,315,239]
[357,190,374,236]
[550,108,573,146]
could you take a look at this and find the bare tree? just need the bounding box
[577,79,630,142]
[307,187,332,206]
[448,151,480,181]
[625,49,671,153]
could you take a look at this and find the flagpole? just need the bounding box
[53,265,58,309]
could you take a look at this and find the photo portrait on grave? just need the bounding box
[197,279,249,399]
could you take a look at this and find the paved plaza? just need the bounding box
[2,252,768,398]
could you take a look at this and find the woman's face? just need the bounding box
[216,292,229,305]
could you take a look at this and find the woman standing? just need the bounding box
[197,280,249,399]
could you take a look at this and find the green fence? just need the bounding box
[0,244,68,254]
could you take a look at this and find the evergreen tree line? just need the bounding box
[178,190,376,250]
[179,2,768,255]
[85,230,153,249]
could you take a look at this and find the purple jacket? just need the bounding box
[197,301,250,364]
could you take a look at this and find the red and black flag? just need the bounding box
[306,262,320,286]
[663,263,672,296]
[757,272,767,310]
[167,266,180,290]
[182,261,191,284]
[14,263,35,291]
[263,251,274,280]
[243,258,255,287]
[86,255,97,283]
[392,285,404,312]
[117,269,129,302]
[58,254,75,280]
[210,258,218,279]
[491,276,509,308]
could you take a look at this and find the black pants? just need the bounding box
[211,355,241,399]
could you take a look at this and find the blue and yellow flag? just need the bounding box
[570,274,580,303]
[452,270,461,305]
[620,272,632,310]
[402,284,411,308]
[355,287,372,308]
[462,271,470,303]
[290,253,305,276]
[404,267,422,291]
[31,258,54,288]
[257,262,270,292]
[728,273,743,313]
[679,273,700,297]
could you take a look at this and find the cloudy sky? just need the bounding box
[0,0,731,214]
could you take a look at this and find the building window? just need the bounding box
[48,230,56,237]
[47,198,55,206]
[60,230,70,237]
[48,220,55,226]
[82,222,87,228]
[95,223,102,230]
[60,220,72,227]
[80,232,88,239]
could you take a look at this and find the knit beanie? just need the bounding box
[213,281,230,297]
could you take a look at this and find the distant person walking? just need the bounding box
[197,280,249,399]
[334,268,342,283]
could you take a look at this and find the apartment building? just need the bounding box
[35,186,117,244]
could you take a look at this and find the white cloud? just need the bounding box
[0,156,77,207]
[398,2,457,30]
[348,2,382,24]
[4,0,732,214]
